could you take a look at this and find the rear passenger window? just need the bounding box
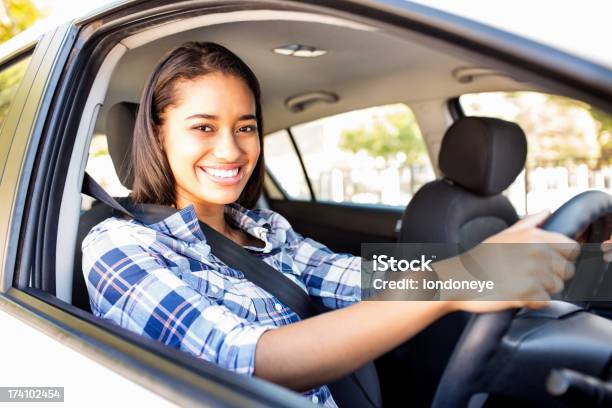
[264,130,312,200]
[0,56,31,133]
[459,92,612,214]
[289,104,434,206]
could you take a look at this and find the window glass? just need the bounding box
[0,56,31,133]
[264,129,311,200]
[290,104,434,206]
[460,92,612,214]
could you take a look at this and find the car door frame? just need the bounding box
[0,25,67,294]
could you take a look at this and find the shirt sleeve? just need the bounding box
[291,232,363,309]
[82,219,274,376]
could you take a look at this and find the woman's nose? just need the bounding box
[212,129,242,161]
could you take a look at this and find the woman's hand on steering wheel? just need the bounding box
[443,211,580,314]
[450,211,612,314]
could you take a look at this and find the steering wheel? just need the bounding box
[432,190,612,408]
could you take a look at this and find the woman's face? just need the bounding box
[160,72,260,207]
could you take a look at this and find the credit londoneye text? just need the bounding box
[370,254,495,294]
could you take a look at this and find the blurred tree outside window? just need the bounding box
[0,1,45,132]
[460,92,612,214]
[0,0,45,43]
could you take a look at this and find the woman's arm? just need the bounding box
[255,211,578,391]
[255,300,450,391]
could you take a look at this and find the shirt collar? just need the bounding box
[225,203,275,252]
[143,202,276,252]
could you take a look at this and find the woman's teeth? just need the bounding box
[203,167,240,178]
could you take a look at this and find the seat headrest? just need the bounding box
[106,102,139,189]
[438,116,527,196]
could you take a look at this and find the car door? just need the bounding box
[0,4,314,408]
[0,22,178,406]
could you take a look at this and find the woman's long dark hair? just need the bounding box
[130,41,264,208]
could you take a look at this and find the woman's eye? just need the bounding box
[238,125,257,133]
[194,124,214,132]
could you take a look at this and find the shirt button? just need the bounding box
[274,303,283,312]
[312,395,319,404]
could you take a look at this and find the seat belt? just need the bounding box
[81,172,381,408]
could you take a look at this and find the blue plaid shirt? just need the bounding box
[82,202,363,407]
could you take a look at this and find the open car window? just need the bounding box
[264,130,311,200]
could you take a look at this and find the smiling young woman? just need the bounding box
[81,42,607,407]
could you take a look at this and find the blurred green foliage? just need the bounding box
[0,1,43,130]
[0,0,43,43]
[340,109,427,165]
[590,106,612,164]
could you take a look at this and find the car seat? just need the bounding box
[378,116,527,406]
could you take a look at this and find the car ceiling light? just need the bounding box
[273,44,327,58]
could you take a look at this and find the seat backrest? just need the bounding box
[392,117,527,406]
[105,102,139,189]
[399,116,527,250]
[73,102,138,312]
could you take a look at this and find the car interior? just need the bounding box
[41,5,612,408]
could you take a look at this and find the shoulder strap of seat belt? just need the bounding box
[197,221,324,318]
[81,172,323,320]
